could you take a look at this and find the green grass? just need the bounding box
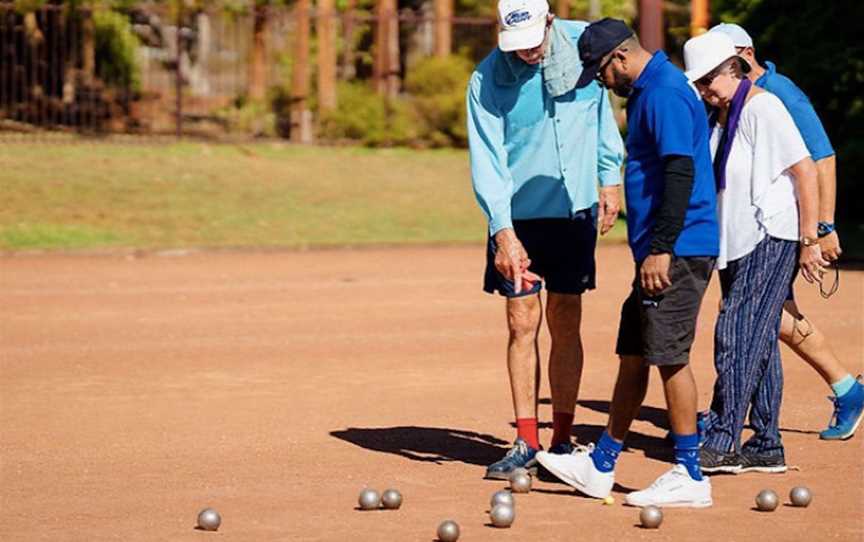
[0,142,627,252]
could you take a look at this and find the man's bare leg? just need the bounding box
[546,293,584,447]
[607,355,650,441]
[780,300,848,385]
[506,294,543,421]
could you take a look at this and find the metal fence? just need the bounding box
[0,2,502,142]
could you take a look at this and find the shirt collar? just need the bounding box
[755,60,777,86]
[633,50,669,91]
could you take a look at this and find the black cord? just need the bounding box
[818,261,840,299]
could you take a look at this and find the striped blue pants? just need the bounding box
[703,236,798,457]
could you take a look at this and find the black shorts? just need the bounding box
[615,256,715,366]
[483,210,597,298]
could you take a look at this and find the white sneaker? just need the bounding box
[535,445,614,499]
[624,464,713,508]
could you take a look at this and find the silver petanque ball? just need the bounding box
[490,489,515,509]
[639,505,663,529]
[755,489,779,512]
[490,503,515,528]
[511,467,530,477]
[196,508,221,531]
[509,472,532,493]
[436,519,460,542]
[789,486,812,507]
[381,488,403,510]
[358,488,381,510]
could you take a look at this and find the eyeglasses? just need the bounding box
[595,54,615,82]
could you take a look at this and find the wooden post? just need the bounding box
[290,0,312,142]
[556,0,569,19]
[690,0,709,36]
[248,1,269,101]
[317,0,337,112]
[638,0,664,53]
[433,0,452,57]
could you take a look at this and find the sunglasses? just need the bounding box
[595,54,615,82]
[696,69,722,87]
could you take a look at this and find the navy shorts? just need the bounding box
[483,210,597,298]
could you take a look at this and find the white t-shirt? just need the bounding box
[709,92,810,269]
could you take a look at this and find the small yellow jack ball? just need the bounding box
[603,496,615,505]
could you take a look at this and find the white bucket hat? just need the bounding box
[497,0,549,52]
[683,31,740,82]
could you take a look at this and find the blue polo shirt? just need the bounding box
[755,61,834,161]
[624,51,719,262]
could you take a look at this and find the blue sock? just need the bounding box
[831,374,856,398]
[590,431,623,473]
[673,432,703,481]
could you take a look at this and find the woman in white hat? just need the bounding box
[682,31,827,474]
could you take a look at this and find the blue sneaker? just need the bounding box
[484,438,538,480]
[820,375,864,440]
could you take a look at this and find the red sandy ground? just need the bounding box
[1,244,862,541]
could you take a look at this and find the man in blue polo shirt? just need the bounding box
[467,0,624,480]
[710,23,863,442]
[536,18,719,508]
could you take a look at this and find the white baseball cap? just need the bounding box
[497,0,550,52]
[683,30,739,81]
[709,22,754,48]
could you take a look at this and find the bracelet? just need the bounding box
[817,222,835,238]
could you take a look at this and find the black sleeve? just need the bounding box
[649,155,695,254]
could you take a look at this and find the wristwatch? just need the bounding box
[800,236,819,247]
[817,222,835,238]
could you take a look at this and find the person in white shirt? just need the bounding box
[682,31,827,474]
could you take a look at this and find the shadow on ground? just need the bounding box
[535,398,670,432]
[330,422,673,466]
[329,426,509,466]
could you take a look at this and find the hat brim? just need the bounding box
[684,54,749,82]
[498,22,546,52]
[575,59,600,89]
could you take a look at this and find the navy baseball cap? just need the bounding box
[576,18,634,88]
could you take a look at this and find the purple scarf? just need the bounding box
[709,78,752,192]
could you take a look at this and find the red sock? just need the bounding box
[551,412,575,448]
[516,418,540,450]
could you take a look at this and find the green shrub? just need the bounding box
[404,55,473,148]
[94,9,141,92]
[319,81,416,147]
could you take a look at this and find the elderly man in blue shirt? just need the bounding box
[709,23,863,442]
[466,0,624,479]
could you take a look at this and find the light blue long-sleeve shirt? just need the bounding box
[466,20,624,236]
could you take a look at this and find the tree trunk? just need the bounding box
[638,0,664,53]
[588,0,601,20]
[433,0,452,57]
[80,8,94,83]
[340,0,357,80]
[373,0,399,97]
[317,0,337,112]
[556,0,568,18]
[690,0,709,36]
[290,0,312,142]
[248,2,269,101]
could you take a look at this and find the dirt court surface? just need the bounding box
[2,244,862,541]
